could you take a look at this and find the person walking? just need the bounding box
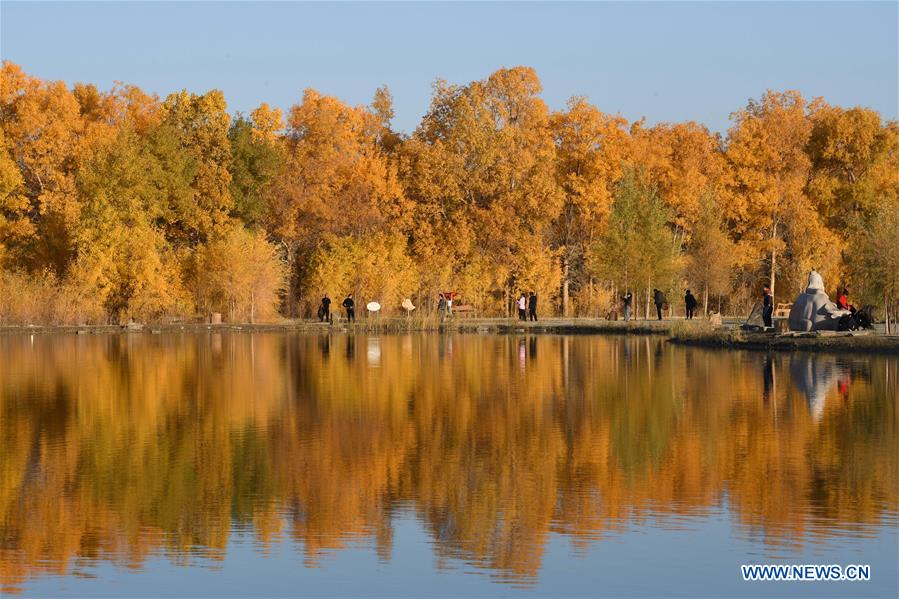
[342,293,355,323]
[622,290,633,322]
[528,292,538,321]
[762,286,773,328]
[446,293,454,319]
[320,294,332,323]
[684,289,697,320]
[517,293,527,321]
[653,288,666,321]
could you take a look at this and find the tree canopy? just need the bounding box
[1,60,897,323]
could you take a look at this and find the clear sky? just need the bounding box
[1,1,896,134]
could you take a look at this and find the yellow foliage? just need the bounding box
[0,62,897,320]
[306,232,417,315]
[194,226,287,322]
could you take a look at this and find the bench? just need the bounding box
[451,304,476,317]
[774,303,792,318]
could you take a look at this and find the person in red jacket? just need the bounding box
[837,288,850,311]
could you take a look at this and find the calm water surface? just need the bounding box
[1,332,896,597]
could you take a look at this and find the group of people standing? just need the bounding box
[437,293,454,321]
[516,292,538,321]
[315,282,850,328]
[619,288,699,321]
[318,293,355,323]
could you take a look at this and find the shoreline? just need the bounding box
[2,318,898,355]
[667,329,899,356]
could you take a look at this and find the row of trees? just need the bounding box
[1,61,897,323]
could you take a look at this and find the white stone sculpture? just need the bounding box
[788,270,849,332]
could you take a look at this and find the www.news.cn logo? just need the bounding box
[741,564,871,582]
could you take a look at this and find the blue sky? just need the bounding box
[1,1,896,134]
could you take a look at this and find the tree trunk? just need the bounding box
[770,247,776,301]
[284,241,298,318]
[886,291,892,335]
[703,284,709,316]
[562,260,570,318]
[769,220,778,302]
[612,281,617,320]
[589,278,595,317]
[645,278,651,320]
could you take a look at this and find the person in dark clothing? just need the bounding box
[684,289,698,320]
[762,286,773,328]
[319,295,332,323]
[653,289,665,321]
[437,293,448,322]
[528,292,538,321]
[622,291,633,322]
[342,293,355,322]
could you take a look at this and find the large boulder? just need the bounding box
[788,271,849,332]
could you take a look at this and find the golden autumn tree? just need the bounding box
[405,67,562,314]
[550,97,630,315]
[0,61,85,275]
[807,106,899,233]
[268,89,410,315]
[629,120,726,240]
[71,117,189,322]
[194,224,286,322]
[724,91,839,299]
[0,127,30,268]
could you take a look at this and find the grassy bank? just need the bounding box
[3,317,898,355]
[0,317,675,336]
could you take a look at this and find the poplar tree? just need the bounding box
[592,170,677,318]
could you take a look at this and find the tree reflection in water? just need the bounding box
[0,332,896,593]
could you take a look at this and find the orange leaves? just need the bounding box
[0,61,896,320]
[249,103,283,144]
[276,88,407,240]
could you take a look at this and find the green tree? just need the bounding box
[157,89,233,245]
[228,109,283,226]
[591,170,678,318]
[846,202,899,333]
[686,193,734,314]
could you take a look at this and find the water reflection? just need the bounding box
[0,333,896,593]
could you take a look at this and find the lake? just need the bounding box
[1,332,896,597]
